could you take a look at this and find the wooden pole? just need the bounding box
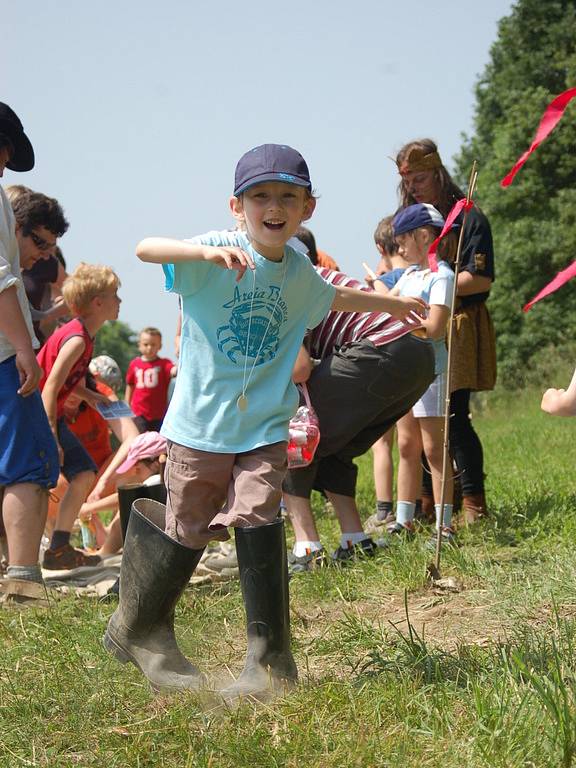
[428,162,478,581]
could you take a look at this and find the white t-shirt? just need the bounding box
[395,261,454,374]
[0,185,37,364]
[161,230,336,453]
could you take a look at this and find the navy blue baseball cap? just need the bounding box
[234,144,312,196]
[392,203,445,236]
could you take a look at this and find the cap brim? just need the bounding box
[234,173,311,196]
[0,122,35,172]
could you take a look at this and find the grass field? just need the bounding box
[2,387,576,767]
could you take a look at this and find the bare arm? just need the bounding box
[41,336,86,434]
[541,366,576,416]
[0,286,41,396]
[457,272,492,296]
[331,285,427,320]
[124,383,134,405]
[292,345,313,384]
[420,304,450,340]
[136,238,255,282]
[86,433,138,502]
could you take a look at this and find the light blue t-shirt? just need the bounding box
[394,261,454,374]
[161,230,336,453]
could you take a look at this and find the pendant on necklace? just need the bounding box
[237,394,248,412]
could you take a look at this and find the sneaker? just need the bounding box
[427,527,456,549]
[331,537,378,564]
[386,520,415,538]
[364,511,396,535]
[288,548,328,575]
[42,544,101,571]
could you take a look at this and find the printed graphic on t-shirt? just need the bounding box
[135,366,160,388]
[217,282,287,365]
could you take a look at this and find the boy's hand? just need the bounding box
[15,347,42,397]
[202,245,255,283]
[387,295,429,321]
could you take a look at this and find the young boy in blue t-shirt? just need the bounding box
[104,143,427,696]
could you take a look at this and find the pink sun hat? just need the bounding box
[116,432,167,474]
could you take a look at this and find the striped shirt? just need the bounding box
[309,268,421,359]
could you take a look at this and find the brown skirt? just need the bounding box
[450,302,497,392]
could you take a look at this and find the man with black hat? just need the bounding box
[0,103,60,590]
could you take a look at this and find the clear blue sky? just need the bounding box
[4,0,513,355]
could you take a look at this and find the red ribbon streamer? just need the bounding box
[523,260,576,312]
[427,198,473,271]
[501,87,576,187]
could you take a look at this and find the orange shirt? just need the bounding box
[316,249,340,271]
[67,381,114,468]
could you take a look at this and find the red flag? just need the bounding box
[427,199,473,271]
[524,260,576,312]
[501,87,576,187]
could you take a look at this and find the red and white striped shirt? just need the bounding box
[309,268,421,359]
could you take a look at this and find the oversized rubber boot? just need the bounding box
[106,482,168,599]
[221,518,297,699]
[103,498,205,691]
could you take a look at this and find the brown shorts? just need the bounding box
[164,439,287,548]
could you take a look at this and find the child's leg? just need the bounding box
[52,470,95,542]
[283,494,321,543]
[419,416,453,507]
[394,410,422,530]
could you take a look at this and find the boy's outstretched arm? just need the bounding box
[541,366,576,416]
[331,285,428,321]
[137,238,255,282]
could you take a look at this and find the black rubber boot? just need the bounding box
[103,498,205,691]
[221,518,297,699]
[105,483,167,600]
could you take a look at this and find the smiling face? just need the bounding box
[230,181,316,261]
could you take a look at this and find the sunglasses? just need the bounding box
[29,231,57,252]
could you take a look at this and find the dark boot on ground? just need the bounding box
[221,518,297,699]
[461,493,488,525]
[104,482,167,600]
[103,498,205,691]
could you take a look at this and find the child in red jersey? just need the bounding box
[37,263,121,570]
[125,327,176,432]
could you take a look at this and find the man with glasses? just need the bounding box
[5,185,69,344]
[0,102,60,592]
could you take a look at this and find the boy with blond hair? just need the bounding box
[105,143,427,695]
[38,263,121,570]
[125,326,176,432]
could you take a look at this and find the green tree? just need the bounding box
[94,320,139,378]
[454,0,576,386]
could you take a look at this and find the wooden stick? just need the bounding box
[432,161,478,577]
